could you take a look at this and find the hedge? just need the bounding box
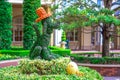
[52,49,71,56]
[23,0,41,49]
[71,54,120,64]
[0,46,71,60]
[0,1,12,50]
[0,50,29,57]
[0,54,18,61]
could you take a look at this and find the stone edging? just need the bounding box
[0,59,22,68]
[78,63,120,76]
[78,63,120,67]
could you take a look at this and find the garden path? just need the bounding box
[104,77,120,80]
[71,50,120,53]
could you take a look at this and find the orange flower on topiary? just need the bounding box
[35,7,52,22]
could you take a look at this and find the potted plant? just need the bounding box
[60,31,66,49]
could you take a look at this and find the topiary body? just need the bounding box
[29,17,60,60]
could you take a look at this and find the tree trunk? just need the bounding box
[113,27,117,49]
[102,36,110,57]
[103,0,112,9]
[102,26,110,57]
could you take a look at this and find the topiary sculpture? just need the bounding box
[29,7,60,60]
[66,61,84,76]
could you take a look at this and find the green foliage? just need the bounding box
[52,49,71,56]
[0,50,29,57]
[0,46,70,60]
[0,58,103,80]
[78,66,103,80]
[0,1,12,50]
[0,54,18,61]
[59,6,88,30]
[49,46,71,56]
[71,54,120,64]
[19,57,70,75]
[99,8,114,15]
[86,8,120,26]
[23,0,41,50]
[61,31,66,41]
[11,46,24,50]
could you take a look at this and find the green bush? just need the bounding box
[23,0,41,49]
[11,46,24,50]
[0,54,18,61]
[52,49,71,56]
[0,58,103,80]
[49,46,71,56]
[19,57,70,75]
[49,46,64,50]
[0,50,29,57]
[61,31,66,41]
[0,1,12,50]
[0,47,71,60]
[71,54,120,64]
[73,52,101,54]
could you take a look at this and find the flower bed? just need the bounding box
[0,57,103,80]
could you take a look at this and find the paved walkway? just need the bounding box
[0,59,21,68]
[104,77,120,80]
[71,50,120,53]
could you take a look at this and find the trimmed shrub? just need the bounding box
[11,46,24,50]
[19,57,70,75]
[52,49,71,56]
[0,46,70,60]
[0,50,29,57]
[0,0,12,50]
[23,0,41,49]
[0,54,18,61]
[49,46,71,56]
[0,58,103,80]
[61,31,66,41]
[71,54,120,64]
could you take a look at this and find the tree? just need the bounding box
[55,0,120,57]
[0,0,12,50]
[23,0,41,50]
[85,0,120,57]
[86,8,120,57]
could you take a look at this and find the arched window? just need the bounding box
[12,16,23,42]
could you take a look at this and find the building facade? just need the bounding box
[8,0,120,51]
[8,0,55,46]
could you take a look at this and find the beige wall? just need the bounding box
[12,4,22,18]
[81,27,92,50]
[12,4,55,47]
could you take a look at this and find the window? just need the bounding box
[13,16,23,41]
[66,29,78,41]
